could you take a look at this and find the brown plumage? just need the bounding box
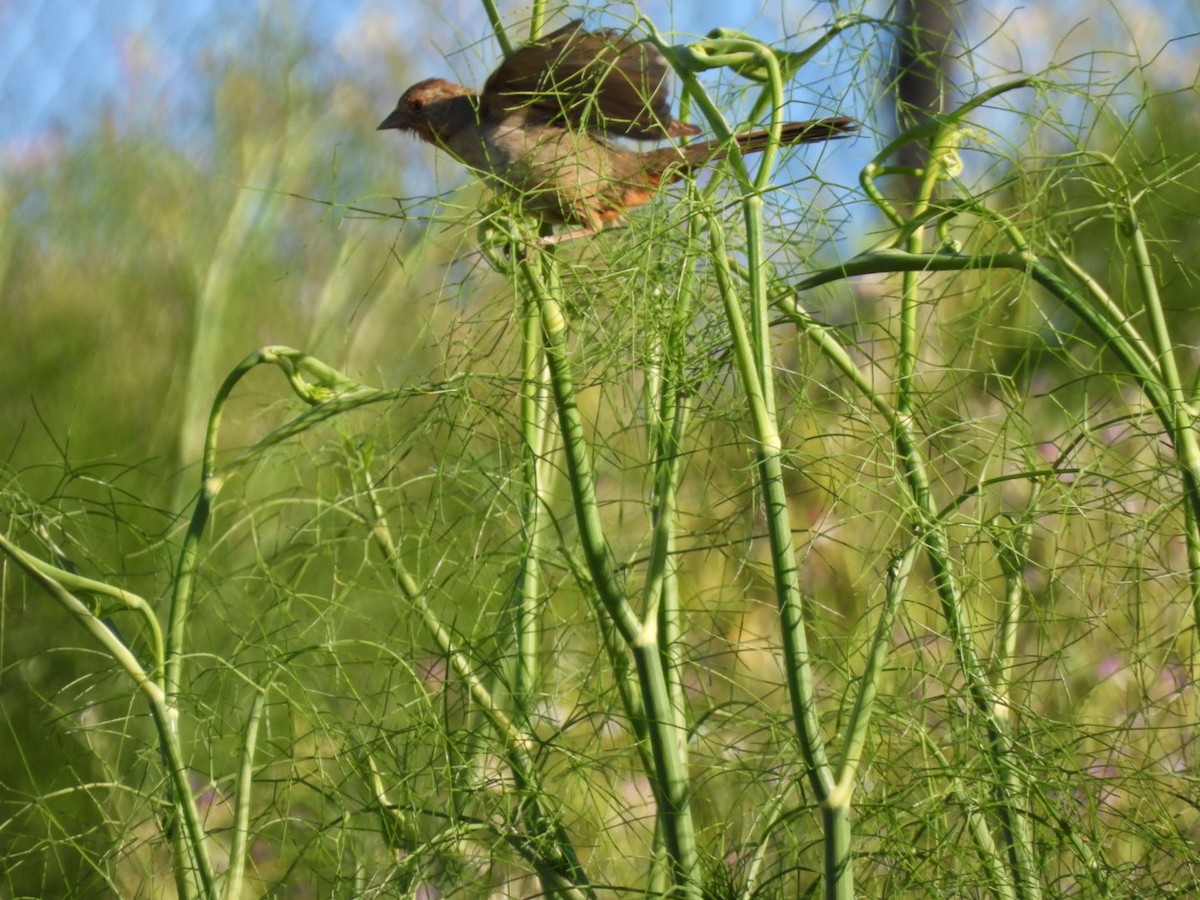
[379,21,857,235]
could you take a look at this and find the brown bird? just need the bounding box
[378,21,857,239]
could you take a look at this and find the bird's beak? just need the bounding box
[377,108,406,131]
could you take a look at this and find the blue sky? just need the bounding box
[0,0,367,143]
[1,0,1196,192]
[4,1,1196,136]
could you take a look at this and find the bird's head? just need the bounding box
[378,78,476,144]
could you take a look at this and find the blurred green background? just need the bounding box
[4,0,1198,485]
[4,0,1200,896]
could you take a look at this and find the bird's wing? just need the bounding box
[481,20,700,140]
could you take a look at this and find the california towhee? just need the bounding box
[379,21,857,238]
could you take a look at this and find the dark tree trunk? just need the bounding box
[893,0,962,200]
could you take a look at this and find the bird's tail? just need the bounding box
[645,117,858,183]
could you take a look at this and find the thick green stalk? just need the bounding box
[887,116,1041,900]
[641,388,696,893]
[166,348,384,703]
[1125,206,1200,665]
[708,221,842,898]
[776,289,1036,897]
[646,393,691,725]
[520,253,701,897]
[160,348,439,894]
[480,0,512,55]
[515,294,554,714]
[224,689,267,900]
[527,0,545,40]
[631,621,700,896]
[519,257,640,641]
[716,42,847,893]
[647,208,703,729]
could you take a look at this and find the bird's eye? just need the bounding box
[407,97,424,112]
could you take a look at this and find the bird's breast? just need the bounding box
[461,116,619,225]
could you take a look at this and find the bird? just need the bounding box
[378,21,857,240]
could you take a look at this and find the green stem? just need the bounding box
[708,220,842,899]
[528,0,545,40]
[480,0,512,55]
[790,251,1171,417]
[520,257,640,642]
[641,388,697,894]
[776,286,1035,897]
[515,292,554,715]
[160,347,439,893]
[224,689,267,900]
[829,549,916,807]
[1125,204,1200,664]
[1,534,215,899]
[10,553,164,681]
[631,622,701,897]
[166,347,402,702]
[521,253,700,897]
[880,118,1040,899]
[356,462,593,899]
